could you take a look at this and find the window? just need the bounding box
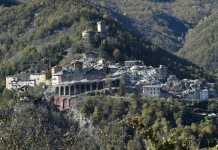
[70,85,74,95]
[65,86,69,95]
[92,82,97,90]
[60,86,64,95]
[55,87,59,95]
[87,84,91,91]
[81,84,85,93]
[76,84,81,94]
[98,82,104,90]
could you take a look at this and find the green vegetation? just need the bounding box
[98,0,218,52]
[79,96,218,150]
[0,92,218,149]
[179,11,218,71]
[0,0,212,95]
[0,87,101,150]
[0,0,218,149]
[0,0,97,76]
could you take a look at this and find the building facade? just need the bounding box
[53,77,121,97]
[143,84,162,97]
[6,76,18,90]
[200,89,209,101]
[30,73,47,85]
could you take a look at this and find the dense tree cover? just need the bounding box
[1,90,217,149]
[97,0,218,52]
[0,0,96,77]
[0,0,213,95]
[79,96,218,150]
[0,0,217,149]
[0,88,102,150]
[179,11,218,71]
[0,0,103,93]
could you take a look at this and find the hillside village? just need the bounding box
[1,1,218,149]
[4,20,218,110]
[6,54,217,110]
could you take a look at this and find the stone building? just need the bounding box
[53,77,121,97]
[49,58,122,97]
[82,29,96,48]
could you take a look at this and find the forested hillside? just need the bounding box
[0,0,211,92]
[0,89,218,149]
[96,0,218,52]
[0,1,218,150]
[178,11,218,71]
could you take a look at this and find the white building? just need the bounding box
[17,80,36,89]
[6,76,36,90]
[143,84,162,97]
[51,66,62,75]
[52,72,63,86]
[6,72,48,90]
[6,76,18,90]
[200,89,209,101]
[97,21,105,33]
[82,30,90,39]
[30,73,47,85]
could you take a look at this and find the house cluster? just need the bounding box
[50,58,121,97]
[5,53,217,110]
[110,60,214,101]
[6,72,49,90]
[161,76,216,101]
[6,52,217,102]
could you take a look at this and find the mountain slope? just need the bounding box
[0,0,104,74]
[0,0,214,92]
[1,93,218,149]
[178,11,218,70]
[96,0,218,52]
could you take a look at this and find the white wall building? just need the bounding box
[6,72,47,90]
[30,73,47,85]
[143,84,162,97]
[6,76,18,90]
[97,21,105,33]
[17,80,36,89]
[200,89,209,101]
[82,30,90,39]
[52,72,63,86]
[6,76,36,90]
